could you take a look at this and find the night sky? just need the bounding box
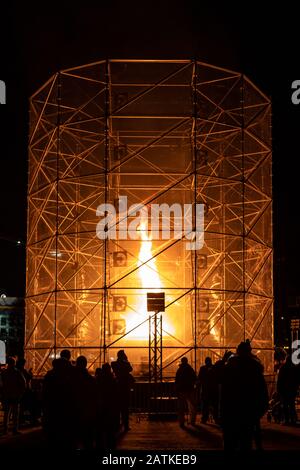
[0,2,299,343]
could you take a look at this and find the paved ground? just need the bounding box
[118,417,223,450]
[1,416,300,451]
[117,416,300,451]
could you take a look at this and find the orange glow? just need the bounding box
[125,221,174,339]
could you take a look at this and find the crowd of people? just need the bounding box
[0,340,299,451]
[176,340,300,451]
[42,349,133,450]
[0,356,40,435]
[0,349,133,450]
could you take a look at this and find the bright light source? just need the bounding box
[125,219,174,339]
[49,250,62,258]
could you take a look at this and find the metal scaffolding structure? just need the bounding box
[147,292,164,382]
[25,60,273,377]
[149,313,163,383]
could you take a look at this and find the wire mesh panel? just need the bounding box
[25,60,273,376]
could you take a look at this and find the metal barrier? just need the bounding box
[130,381,178,414]
[29,375,279,416]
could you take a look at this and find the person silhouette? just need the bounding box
[175,357,197,427]
[95,362,119,450]
[71,355,96,450]
[209,351,233,424]
[198,357,213,424]
[16,357,35,426]
[111,350,133,431]
[277,355,299,425]
[42,355,74,448]
[221,341,268,451]
[1,356,26,435]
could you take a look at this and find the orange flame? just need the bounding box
[125,220,174,339]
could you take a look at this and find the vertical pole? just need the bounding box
[221,139,226,351]
[74,169,79,356]
[54,72,61,359]
[241,76,246,341]
[192,59,198,371]
[160,313,163,382]
[154,311,157,384]
[102,59,110,364]
[149,314,151,382]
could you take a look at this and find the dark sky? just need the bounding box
[0,1,299,319]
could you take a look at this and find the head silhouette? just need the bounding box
[60,349,71,361]
[117,350,127,361]
[76,355,87,369]
[237,341,252,356]
[223,350,234,363]
[102,362,112,375]
[205,357,212,366]
[181,357,188,365]
[7,356,16,367]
